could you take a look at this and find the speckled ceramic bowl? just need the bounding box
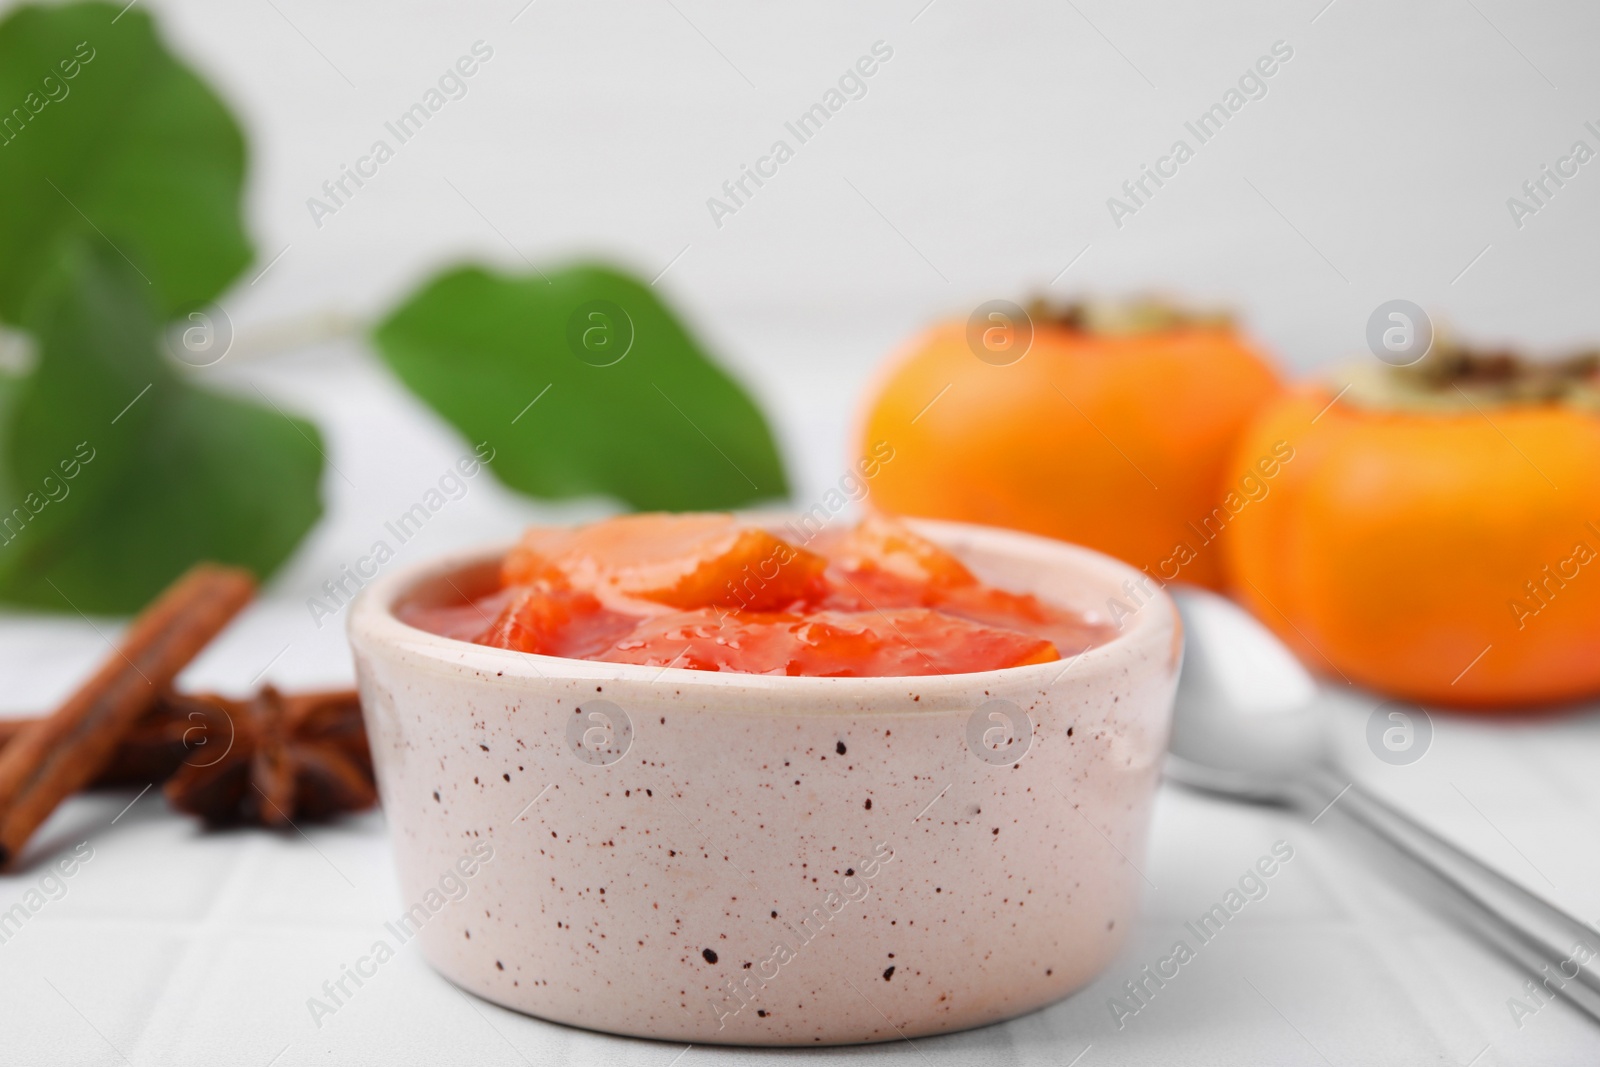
[348,518,1181,1046]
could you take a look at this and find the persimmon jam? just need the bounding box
[399,514,1114,677]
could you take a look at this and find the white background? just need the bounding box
[1,0,1599,1063]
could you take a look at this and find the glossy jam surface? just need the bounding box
[399,514,1114,677]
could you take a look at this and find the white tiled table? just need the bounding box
[2,340,1597,1065]
[0,702,1595,1066]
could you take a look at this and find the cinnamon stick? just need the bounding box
[0,563,254,865]
[0,711,193,785]
[0,697,224,786]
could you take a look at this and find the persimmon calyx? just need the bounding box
[1023,297,1233,336]
[1337,346,1600,413]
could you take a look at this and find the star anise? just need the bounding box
[161,687,378,827]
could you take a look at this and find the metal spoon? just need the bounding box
[1167,587,1600,1023]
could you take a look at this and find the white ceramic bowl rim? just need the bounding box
[349,517,1175,696]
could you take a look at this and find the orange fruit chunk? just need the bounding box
[593,608,1059,676]
[502,513,826,613]
[935,584,1110,659]
[811,515,977,591]
[474,583,639,658]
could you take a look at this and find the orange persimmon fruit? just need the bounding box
[1223,350,1600,709]
[858,301,1282,589]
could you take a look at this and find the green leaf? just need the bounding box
[0,239,323,613]
[0,1,250,322]
[373,263,789,511]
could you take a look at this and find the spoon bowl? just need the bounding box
[1166,588,1328,804]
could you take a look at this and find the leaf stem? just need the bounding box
[219,309,365,365]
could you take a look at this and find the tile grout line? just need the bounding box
[121,834,276,1063]
[1291,808,1503,1060]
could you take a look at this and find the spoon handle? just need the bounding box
[1315,769,1600,1022]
